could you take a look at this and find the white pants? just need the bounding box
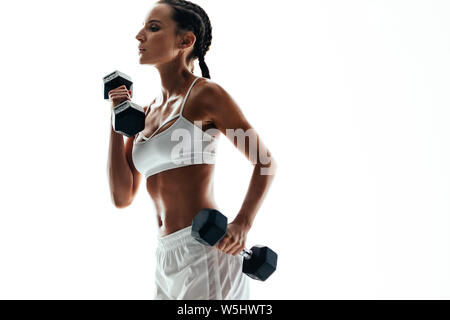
[154,226,250,300]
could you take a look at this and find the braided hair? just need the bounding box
[157,0,212,79]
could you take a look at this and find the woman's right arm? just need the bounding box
[106,85,145,208]
[107,122,139,208]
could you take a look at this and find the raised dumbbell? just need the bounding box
[191,208,278,281]
[103,70,146,137]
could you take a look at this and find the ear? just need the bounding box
[179,31,196,49]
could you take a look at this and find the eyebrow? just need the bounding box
[143,19,163,26]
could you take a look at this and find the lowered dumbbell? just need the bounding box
[103,70,145,137]
[191,208,278,281]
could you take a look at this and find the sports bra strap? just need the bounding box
[139,77,202,141]
[180,77,201,118]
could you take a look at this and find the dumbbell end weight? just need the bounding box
[242,245,278,281]
[103,70,133,100]
[191,208,228,246]
[112,101,145,137]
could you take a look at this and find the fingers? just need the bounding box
[108,91,131,100]
[108,88,131,97]
[108,86,130,95]
[229,242,244,257]
[108,86,132,105]
[216,234,231,251]
[216,234,244,256]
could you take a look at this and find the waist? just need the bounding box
[157,202,218,234]
[157,225,195,251]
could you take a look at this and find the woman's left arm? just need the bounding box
[199,82,278,256]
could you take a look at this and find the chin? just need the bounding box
[138,59,150,65]
[139,56,156,65]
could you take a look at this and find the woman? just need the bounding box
[107,0,277,300]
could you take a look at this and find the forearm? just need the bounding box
[233,160,278,230]
[107,117,133,206]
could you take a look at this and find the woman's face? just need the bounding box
[136,4,184,66]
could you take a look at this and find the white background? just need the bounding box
[0,0,449,299]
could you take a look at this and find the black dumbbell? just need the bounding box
[191,208,278,281]
[103,70,145,137]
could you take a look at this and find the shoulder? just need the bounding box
[191,78,250,131]
[193,78,228,100]
[191,78,236,114]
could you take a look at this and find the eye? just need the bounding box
[149,25,160,32]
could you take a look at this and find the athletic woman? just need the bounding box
[107,0,277,300]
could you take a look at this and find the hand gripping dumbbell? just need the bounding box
[191,208,278,281]
[103,70,146,137]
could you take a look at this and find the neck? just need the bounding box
[155,58,196,104]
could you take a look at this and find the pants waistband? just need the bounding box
[157,226,194,252]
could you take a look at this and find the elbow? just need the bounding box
[111,193,132,209]
[107,165,134,209]
[268,160,278,176]
[269,156,278,172]
[113,200,131,209]
[272,160,278,175]
[257,157,278,176]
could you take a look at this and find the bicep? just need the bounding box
[124,135,142,200]
[124,105,148,200]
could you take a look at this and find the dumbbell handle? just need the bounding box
[239,248,253,260]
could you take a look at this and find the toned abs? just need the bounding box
[137,77,220,237]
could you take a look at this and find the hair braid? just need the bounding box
[157,0,213,79]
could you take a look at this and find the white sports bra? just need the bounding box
[132,77,218,179]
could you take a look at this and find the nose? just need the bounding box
[136,28,145,42]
